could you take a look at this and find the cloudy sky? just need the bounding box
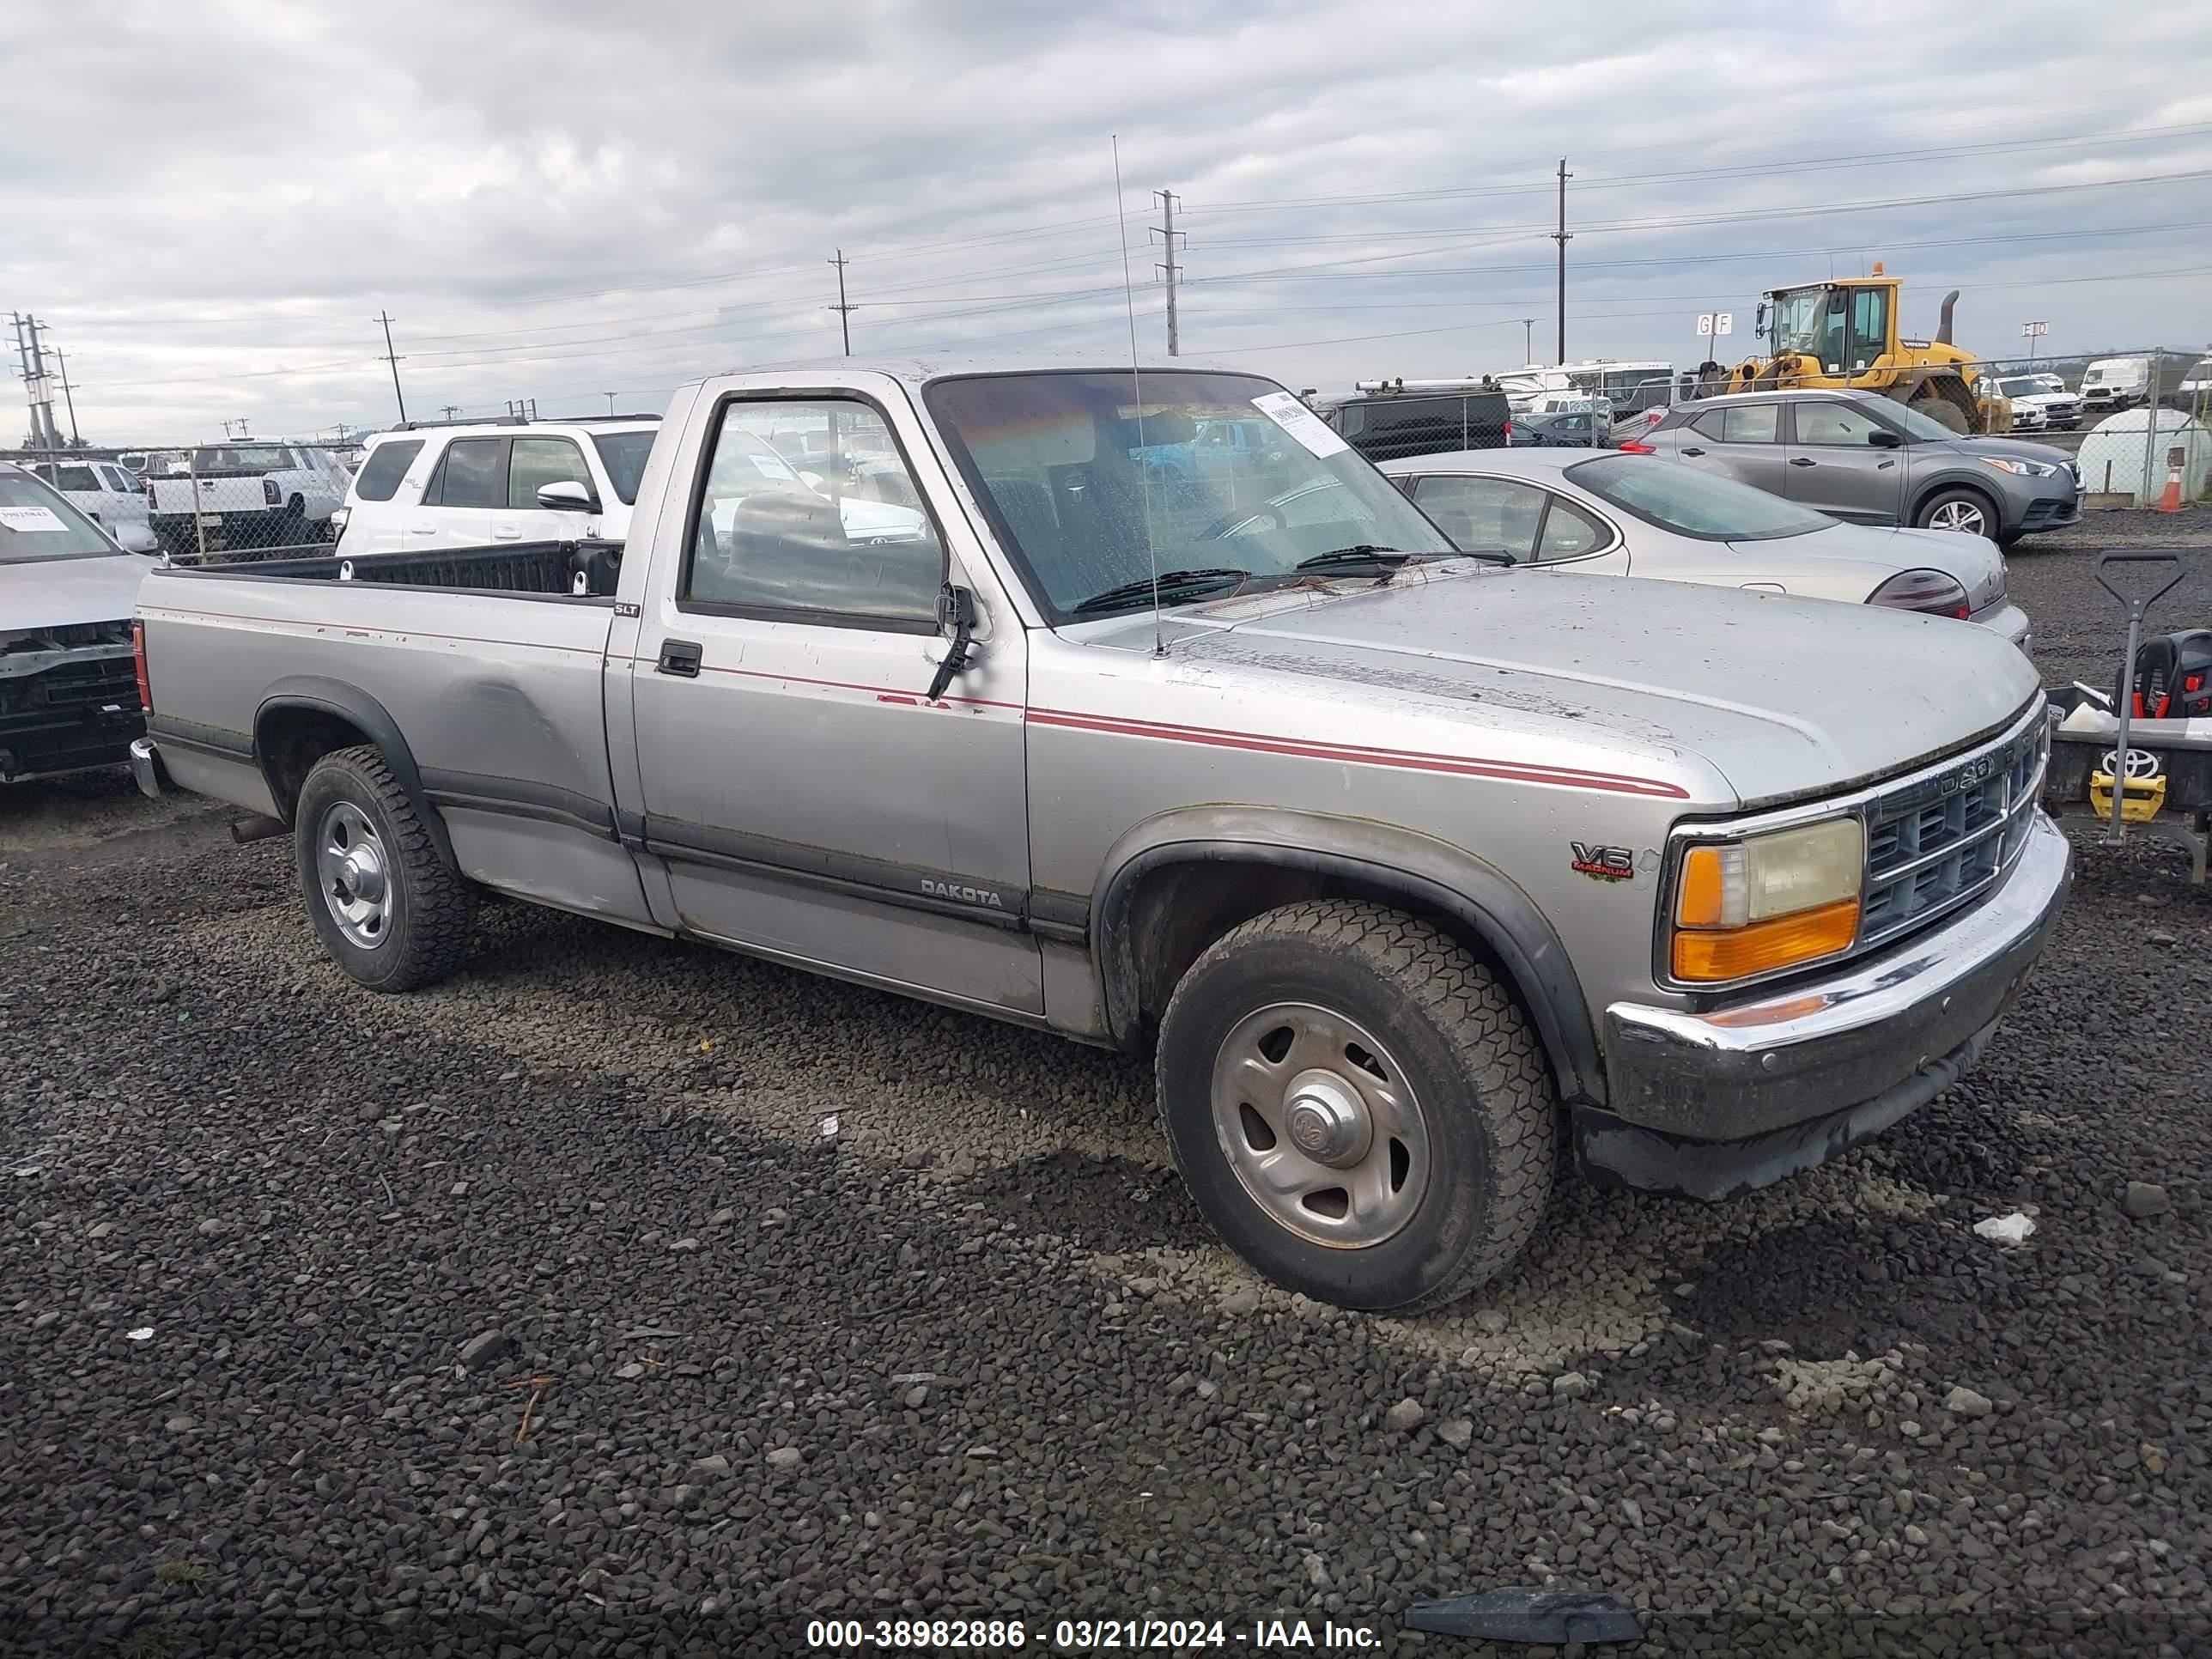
[6,0,2211,444]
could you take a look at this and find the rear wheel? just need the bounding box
[1916,486,1998,538]
[294,745,475,991]
[1155,900,1556,1312]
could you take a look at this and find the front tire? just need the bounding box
[294,745,475,991]
[1916,486,1998,538]
[1155,900,1556,1312]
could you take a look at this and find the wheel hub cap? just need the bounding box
[1210,1002,1431,1250]
[315,799,393,950]
[1284,1071,1371,1168]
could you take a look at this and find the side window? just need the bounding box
[1796,403,1884,447]
[1688,409,1729,442]
[508,437,590,508]
[1848,289,1889,371]
[436,439,507,509]
[1412,475,1546,562]
[1535,497,1607,561]
[354,440,423,502]
[1722,404,1780,443]
[686,398,945,626]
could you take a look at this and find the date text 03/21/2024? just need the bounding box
[803,1616,1384,1650]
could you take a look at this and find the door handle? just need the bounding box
[491,522,523,540]
[656,639,702,678]
[1680,446,1705,457]
[1789,457,1817,467]
[409,521,437,533]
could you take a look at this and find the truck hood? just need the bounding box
[1757,522,2008,611]
[1151,566,2039,810]
[0,550,158,634]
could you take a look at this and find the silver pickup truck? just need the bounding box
[131,356,2071,1312]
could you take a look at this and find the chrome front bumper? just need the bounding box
[1599,811,2071,1149]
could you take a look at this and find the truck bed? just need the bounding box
[162,537,625,596]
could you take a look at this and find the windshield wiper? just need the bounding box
[1069,567,1253,615]
[1295,544,1412,574]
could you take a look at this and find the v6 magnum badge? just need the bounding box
[1569,841,1635,883]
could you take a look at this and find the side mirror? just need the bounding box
[538,479,599,512]
[1868,428,1903,449]
[926,584,978,702]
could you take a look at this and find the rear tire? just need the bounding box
[1915,486,1999,538]
[294,745,475,992]
[1155,899,1556,1312]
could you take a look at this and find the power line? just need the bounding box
[1182,119,2212,217]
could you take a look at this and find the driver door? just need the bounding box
[625,385,1040,1013]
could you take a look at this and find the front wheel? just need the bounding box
[294,745,476,991]
[1916,487,1998,538]
[1155,900,1556,1312]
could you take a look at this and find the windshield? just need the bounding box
[191,446,292,471]
[0,471,125,562]
[591,430,656,505]
[1566,453,1833,542]
[1998,379,2043,399]
[1769,289,1825,355]
[923,370,1454,620]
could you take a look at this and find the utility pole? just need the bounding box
[12,313,63,448]
[51,345,82,446]
[440,404,461,421]
[374,311,408,424]
[1519,318,1536,364]
[828,250,856,356]
[1553,159,1572,366]
[602,391,617,415]
[1152,190,1185,356]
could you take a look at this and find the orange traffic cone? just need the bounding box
[2157,445,2185,514]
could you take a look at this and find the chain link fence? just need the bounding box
[3,439,353,562]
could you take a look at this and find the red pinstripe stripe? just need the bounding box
[1024,708,1689,799]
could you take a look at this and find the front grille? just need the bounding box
[1857,708,2047,949]
[0,649,143,779]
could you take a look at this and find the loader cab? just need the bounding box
[1765,282,1895,375]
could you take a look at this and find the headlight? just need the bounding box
[1979,457,2057,477]
[1669,817,1863,982]
[1869,568,1971,618]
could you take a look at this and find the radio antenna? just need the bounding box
[1112,134,1164,658]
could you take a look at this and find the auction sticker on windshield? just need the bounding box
[1,505,69,533]
[1251,391,1350,459]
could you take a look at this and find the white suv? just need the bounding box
[333,418,660,555]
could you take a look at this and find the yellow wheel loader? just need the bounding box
[1698,268,2008,434]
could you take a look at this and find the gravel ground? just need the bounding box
[2010,508,2212,693]
[5,542,2212,1657]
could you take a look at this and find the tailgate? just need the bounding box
[151,477,267,514]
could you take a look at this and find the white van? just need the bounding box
[30,459,157,551]
[335,418,660,555]
[2079,357,2149,413]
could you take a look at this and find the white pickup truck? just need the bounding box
[131,356,2070,1311]
[148,443,349,557]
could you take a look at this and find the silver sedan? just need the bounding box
[1378,447,2030,649]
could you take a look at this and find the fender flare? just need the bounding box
[254,677,459,872]
[1092,811,1605,1107]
